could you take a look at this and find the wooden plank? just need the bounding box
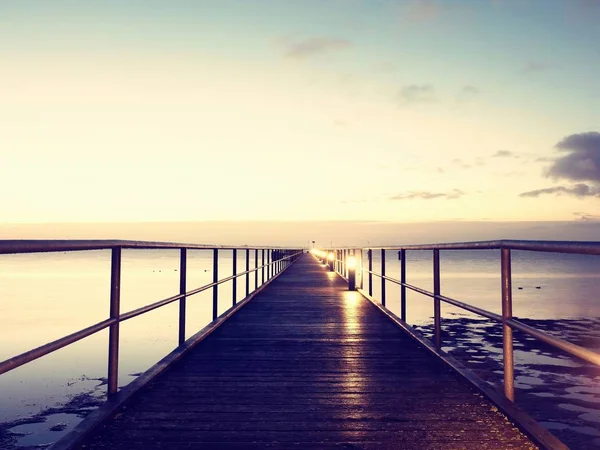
[68,254,547,449]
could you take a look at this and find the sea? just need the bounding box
[1,248,600,449]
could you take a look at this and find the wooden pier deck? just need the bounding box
[78,253,537,449]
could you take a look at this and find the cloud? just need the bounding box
[492,150,515,158]
[574,211,600,221]
[519,131,600,199]
[391,189,465,200]
[406,0,440,22]
[283,37,352,59]
[457,85,479,102]
[519,184,600,198]
[548,132,600,182]
[398,84,436,104]
[451,158,474,169]
[520,60,557,74]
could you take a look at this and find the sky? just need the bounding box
[1,0,599,244]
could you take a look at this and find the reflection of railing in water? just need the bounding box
[0,240,302,396]
[316,239,600,402]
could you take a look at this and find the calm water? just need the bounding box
[1,249,600,448]
[360,249,600,323]
[0,249,256,448]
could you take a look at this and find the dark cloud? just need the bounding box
[519,183,600,198]
[548,132,600,182]
[457,85,479,102]
[283,37,352,59]
[398,84,436,104]
[520,60,557,74]
[520,132,600,199]
[391,189,464,200]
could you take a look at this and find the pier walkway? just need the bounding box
[76,253,536,449]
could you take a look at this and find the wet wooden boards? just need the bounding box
[80,254,537,449]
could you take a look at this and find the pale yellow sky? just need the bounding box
[1,1,599,232]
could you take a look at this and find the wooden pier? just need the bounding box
[60,253,540,449]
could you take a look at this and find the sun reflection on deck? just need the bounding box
[340,291,371,410]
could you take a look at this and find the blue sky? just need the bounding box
[1,0,599,236]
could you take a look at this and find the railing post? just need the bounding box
[261,249,265,285]
[360,249,364,289]
[212,249,218,321]
[232,249,237,306]
[502,247,515,401]
[178,248,187,345]
[433,249,441,350]
[344,249,348,277]
[368,249,373,296]
[267,249,271,280]
[348,249,356,291]
[107,246,122,396]
[245,248,250,297]
[400,249,406,322]
[254,249,258,291]
[381,249,386,307]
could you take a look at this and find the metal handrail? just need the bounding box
[322,239,600,402]
[0,241,302,395]
[0,319,116,376]
[0,239,296,254]
[325,239,600,254]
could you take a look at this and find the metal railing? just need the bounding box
[320,239,600,402]
[0,240,302,395]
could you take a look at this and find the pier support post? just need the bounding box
[368,249,373,296]
[348,254,356,291]
[381,249,386,307]
[400,249,406,322]
[254,249,258,291]
[178,248,187,345]
[245,249,250,297]
[261,249,265,285]
[108,247,122,396]
[212,249,219,320]
[501,248,515,401]
[232,249,237,306]
[433,249,441,350]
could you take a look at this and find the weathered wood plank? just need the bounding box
[78,254,540,449]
